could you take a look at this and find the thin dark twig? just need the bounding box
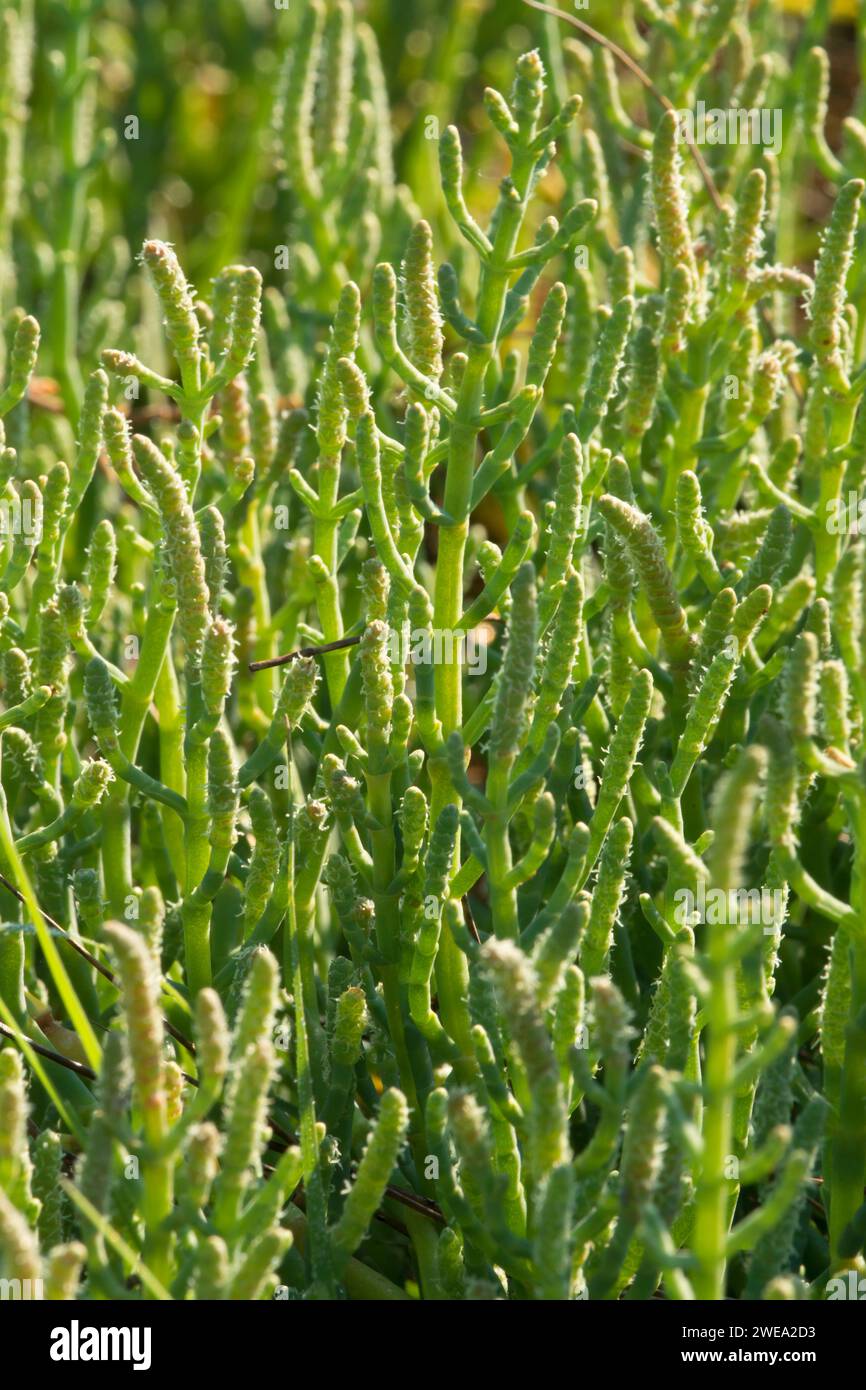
[520,0,725,213]
[0,869,197,1057]
[462,895,482,945]
[0,1020,97,1080]
[249,634,362,673]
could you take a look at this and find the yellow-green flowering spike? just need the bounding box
[424,803,459,903]
[760,717,800,851]
[781,632,819,744]
[44,1242,87,1301]
[231,947,279,1064]
[726,168,766,293]
[809,179,864,393]
[372,261,398,358]
[565,266,597,395]
[0,1188,40,1283]
[336,356,369,419]
[141,239,202,382]
[610,247,635,305]
[707,744,767,892]
[32,1130,63,1250]
[408,908,447,1046]
[676,469,722,589]
[70,758,114,811]
[576,296,634,441]
[652,817,708,894]
[533,1162,574,1300]
[2,646,32,705]
[831,544,861,677]
[545,433,583,583]
[580,129,610,231]
[620,1063,667,1230]
[184,1123,222,1213]
[820,659,850,752]
[483,938,568,1178]
[218,267,262,380]
[133,434,209,669]
[68,368,108,512]
[195,987,230,1099]
[355,23,393,195]
[582,817,633,979]
[805,597,832,657]
[207,728,239,858]
[103,922,167,1139]
[84,656,120,750]
[590,974,634,1070]
[489,562,537,766]
[361,556,389,623]
[102,407,154,512]
[228,1227,293,1300]
[213,1038,276,1234]
[526,282,566,390]
[355,409,415,593]
[399,786,428,877]
[532,571,583,741]
[244,790,281,936]
[0,314,39,416]
[604,460,636,612]
[84,519,116,625]
[585,670,652,874]
[193,1233,229,1300]
[279,0,323,202]
[402,221,443,382]
[669,648,738,796]
[533,900,586,1010]
[730,583,772,647]
[331,986,367,1073]
[598,496,694,677]
[756,575,815,654]
[318,0,353,160]
[505,792,556,889]
[661,262,694,359]
[511,48,545,136]
[623,323,661,444]
[484,86,518,144]
[200,506,227,618]
[651,111,697,283]
[318,282,360,459]
[360,619,393,759]
[0,1050,34,1217]
[553,963,585,1083]
[200,616,236,719]
[275,654,318,728]
[330,1088,409,1258]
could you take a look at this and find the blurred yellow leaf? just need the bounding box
[781,0,856,17]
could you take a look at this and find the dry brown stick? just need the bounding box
[0,1019,98,1080]
[249,633,362,673]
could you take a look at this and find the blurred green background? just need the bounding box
[25,0,863,290]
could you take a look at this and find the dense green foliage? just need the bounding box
[2,0,866,1301]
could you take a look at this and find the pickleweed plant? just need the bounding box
[2,0,866,1305]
